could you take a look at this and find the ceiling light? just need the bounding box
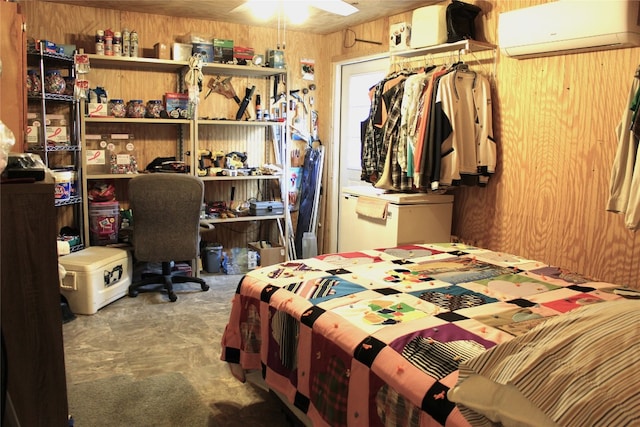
[311,0,358,16]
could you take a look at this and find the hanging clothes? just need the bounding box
[435,66,495,189]
[361,70,412,186]
[606,68,640,231]
[415,67,452,190]
[360,61,495,192]
[375,76,407,190]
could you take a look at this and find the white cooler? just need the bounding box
[59,247,132,315]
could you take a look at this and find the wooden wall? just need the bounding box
[23,0,640,287]
[320,0,640,288]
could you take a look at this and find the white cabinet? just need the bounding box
[338,186,453,252]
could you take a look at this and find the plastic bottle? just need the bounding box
[302,232,318,258]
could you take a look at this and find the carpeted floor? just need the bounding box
[63,272,294,427]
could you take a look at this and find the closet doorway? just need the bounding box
[331,55,389,251]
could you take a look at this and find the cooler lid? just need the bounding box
[59,247,130,272]
[342,186,454,205]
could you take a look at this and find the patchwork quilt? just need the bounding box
[220,243,623,427]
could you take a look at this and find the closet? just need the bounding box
[361,40,496,193]
[338,40,496,252]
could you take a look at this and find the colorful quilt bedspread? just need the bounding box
[220,243,623,427]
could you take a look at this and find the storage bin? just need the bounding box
[52,169,72,201]
[89,201,119,245]
[59,247,132,315]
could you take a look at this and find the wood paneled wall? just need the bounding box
[320,0,640,288]
[23,0,640,287]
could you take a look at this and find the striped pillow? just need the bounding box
[448,299,640,427]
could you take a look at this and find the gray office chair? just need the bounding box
[128,173,209,302]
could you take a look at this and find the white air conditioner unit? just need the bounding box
[499,0,640,59]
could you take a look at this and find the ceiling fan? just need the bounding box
[232,0,359,48]
[233,0,359,22]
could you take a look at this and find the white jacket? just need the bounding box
[607,76,640,231]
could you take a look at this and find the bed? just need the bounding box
[220,242,639,426]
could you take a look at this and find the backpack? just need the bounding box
[446,0,482,43]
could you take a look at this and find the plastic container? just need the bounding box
[89,201,119,245]
[202,244,223,273]
[146,100,164,118]
[44,70,66,94]
[52,169,72,201]
[27,70,41,95]
[302,232,318,258]
[126,100,145,118]
[108,99,126,117]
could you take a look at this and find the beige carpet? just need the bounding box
[63,272,296,427]
[67,372,210,426]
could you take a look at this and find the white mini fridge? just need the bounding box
[338,186,454,252]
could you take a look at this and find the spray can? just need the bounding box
[104,30,113,56]
[255,94,262,121]
[95,29,104,55]
[130,30,138,57]
[122,28,130,57]
[113,31,122,56]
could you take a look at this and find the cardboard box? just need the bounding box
[267,49,285,68]
[213,39,233,63]
[389,22,411,51]
[88,102,108,117]
[59,247,132,315]
[233,46,254,63]
[410,4,448,48]
[26,112,41,146]
[43,114,69,145]
[164,92,192,119]
[192,42,214,63]
[154,42,169,59]
[172,43,192,61]
[248,242,285,268]
[85,134,109,174]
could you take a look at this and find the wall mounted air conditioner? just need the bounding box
[499,0,640,59]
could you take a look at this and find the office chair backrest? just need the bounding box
[128,174,204,263]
